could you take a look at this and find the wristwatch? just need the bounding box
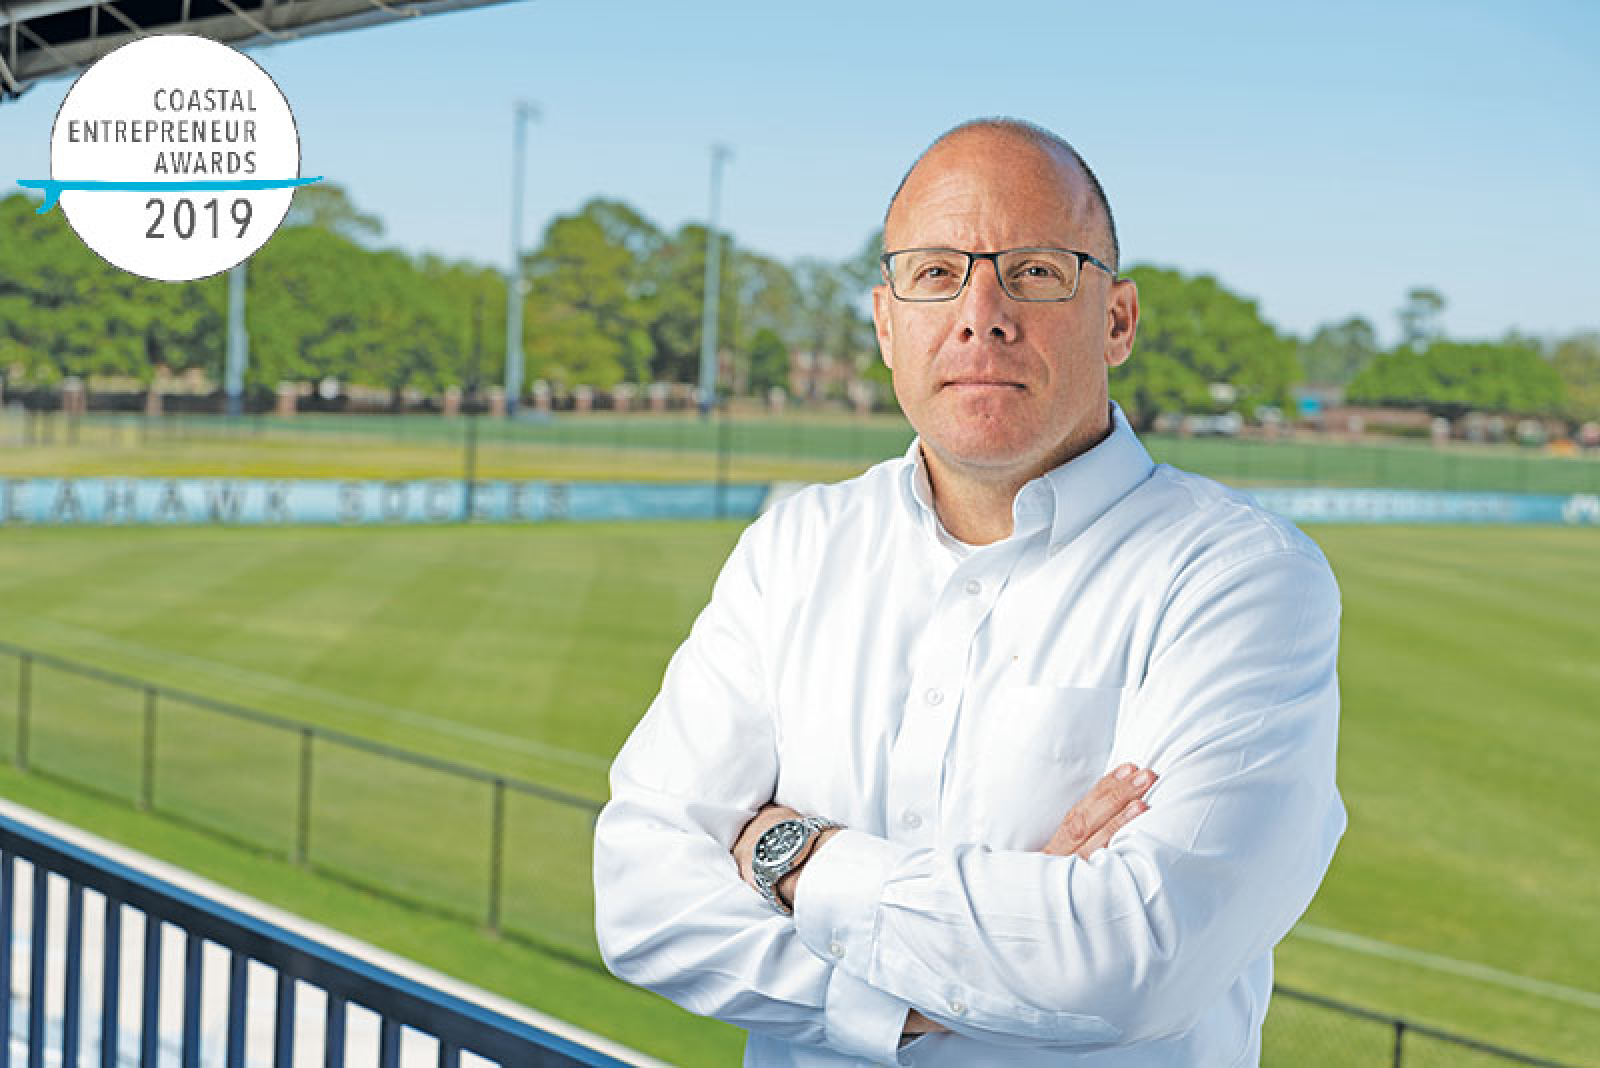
[751,815,842,915]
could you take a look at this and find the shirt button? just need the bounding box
[902,810,922,829]
[947,998,966,1016]
[964,579,981,595]
[924,688,944,706]
[829,941,845,958]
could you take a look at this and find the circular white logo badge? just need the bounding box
[45,35,311,282]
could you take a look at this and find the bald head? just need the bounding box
[884,118,1121,272]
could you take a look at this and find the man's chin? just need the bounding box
[921,433,1042,475]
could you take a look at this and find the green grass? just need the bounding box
[0,436,870,484]
[5,409,1599,492]
[0,523,1595,1064]
[1274,526,1600,1065]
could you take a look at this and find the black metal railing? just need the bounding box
[0,807,650,1068]
[1267,986,1578,1067]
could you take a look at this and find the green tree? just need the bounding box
[1550,333,1600,424]
[1299,317,1379,387]
[254,182,488,406]
[0,193,222,388]
[283,182,384,243]
[335,250,456,405]
[746,328,790,396]
[415,256,506,393]
[645,222,738,385]
[1347,339,1565,418]
[247,224,378,388]
[247,218,498,402]
[729,249,802,367]
[1397,287,1446,351]
[1112,266,1298,430]
[840,229,885,292]
[523,198,660,388]
[794,257,875,375]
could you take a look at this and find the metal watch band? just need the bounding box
[754,815,841,916]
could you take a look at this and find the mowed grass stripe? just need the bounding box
[0,522,1594,1062]
[1308,526,1599,1003]
[121,533,372,671]
[0,530,247,618]
[10,615,608,776]
[1347,541,1596,655]
[293,535,498,715]
[0,524,736,796]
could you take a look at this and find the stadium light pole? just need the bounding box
[697,143,733,418]
[465,292,484,522]
[224,262,247,418]
[504,100,540,418]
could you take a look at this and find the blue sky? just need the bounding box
[3,0,1596,346]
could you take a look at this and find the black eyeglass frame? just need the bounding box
[879,246,1117,302]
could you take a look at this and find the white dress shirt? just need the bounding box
[594,402,1345,1067]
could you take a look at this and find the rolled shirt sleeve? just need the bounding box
[791,547,1346,1047]
[592,516,914,1064]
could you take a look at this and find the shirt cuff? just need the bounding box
[792,827,907,971]
[818,966,914,1065]
[792,831,920,1063]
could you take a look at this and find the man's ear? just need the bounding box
[872,285,895,371]
[1105,278,1139,369]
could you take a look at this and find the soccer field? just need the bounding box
[0,521,1594,1064]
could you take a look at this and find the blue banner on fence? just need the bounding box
[0,478,770,525]
[3,479,1596,527]
[1250,488,1600,525]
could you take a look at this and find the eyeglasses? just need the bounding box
[880,247,1115,302]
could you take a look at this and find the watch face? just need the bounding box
[755,820,807,868]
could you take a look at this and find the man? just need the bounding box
[594,118,1344,1067]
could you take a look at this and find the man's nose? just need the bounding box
[957,258,1019,343]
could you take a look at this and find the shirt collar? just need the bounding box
[900,400,1155,551]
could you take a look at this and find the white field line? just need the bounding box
[10,619,612,774]
[1291,923,1600,1011]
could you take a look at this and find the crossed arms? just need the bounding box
[731,763,1162,1044]
[593,528,1345,1063]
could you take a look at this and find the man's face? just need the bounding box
[873,131,1138,482]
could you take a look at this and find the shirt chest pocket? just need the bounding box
[966,685,1124,850]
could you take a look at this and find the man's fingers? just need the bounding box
[1072,798,1147,860]
[1042,763,1156,857]
[903,1009,951,1036]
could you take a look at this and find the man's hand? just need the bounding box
[901,763,1157,1043]
[735,765,1157,1044]
[1042,763,1156,859]
[733,765,1155,890]
[902,1008,946,1037]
